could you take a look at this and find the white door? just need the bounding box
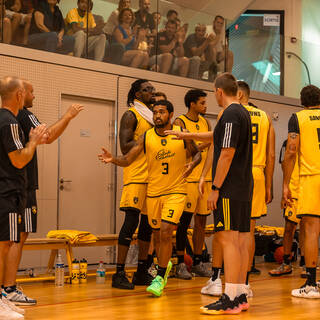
[58,95,115,263]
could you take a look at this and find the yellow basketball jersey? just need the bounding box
[123,105,153,185]
[178,114,211,182]
[145,125,187,197]
[290,155,300,199]
[296,109,320,175]
[244,105,269,167]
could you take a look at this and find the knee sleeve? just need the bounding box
[137,214,152,242]
[118,210,140,247]
[176,211,193,251]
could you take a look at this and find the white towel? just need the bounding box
[133,99,154,125]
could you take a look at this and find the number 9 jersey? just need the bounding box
[144,125,187,197]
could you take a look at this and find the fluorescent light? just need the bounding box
[272,72,281,76]
[262,62,273,83]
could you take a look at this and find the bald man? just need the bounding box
[0,76,47,318]
[2,80,83,307]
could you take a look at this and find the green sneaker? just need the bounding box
[146,276,165,297]
[164,260,173,286]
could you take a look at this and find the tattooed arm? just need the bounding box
[119,110,138,155]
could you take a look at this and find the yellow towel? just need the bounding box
[255,225,284,237]
[47,230,98,244]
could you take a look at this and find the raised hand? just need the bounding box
[65,104,84,119]
[98,147,113,164]
[29,124,48,145]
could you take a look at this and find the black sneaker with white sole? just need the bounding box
[112,271,134,289]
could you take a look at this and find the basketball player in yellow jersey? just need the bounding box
[269,140,306,277]
[99,100,201,297]
[112,79,156,290]
[174,89,213,279]
[283,85,320,298]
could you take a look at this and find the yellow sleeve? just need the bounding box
[89,13,96,28]
[66,8,79,25]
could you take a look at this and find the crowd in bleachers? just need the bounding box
[1,0,234,80]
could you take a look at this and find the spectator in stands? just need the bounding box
[65,0,106,61]
[211,15,233,73]
[134,0,155,34]
[0,16,12,44]
[150,19,189,77]
[5,0,32,44]
[184,23,217,80]
[152,11,161,30]
[166,9,177,22]
[28,0,74,53]
[112,8,149,69]
[154,91,167,101]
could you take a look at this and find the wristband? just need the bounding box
[211,184,220,191]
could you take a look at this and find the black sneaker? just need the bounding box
[236,293,250,311]
[200,294,241,315]
[112,271,134,289]
[249,266,261,275]
[132,271,154,286]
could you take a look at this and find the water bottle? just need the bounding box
[55,253,64,287]
[71,259,80,284]
[96,261,106,284]
[80,258,88,284]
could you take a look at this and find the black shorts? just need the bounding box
[22,189,38,233]
[213,197,251,233]
[0,193,25,242]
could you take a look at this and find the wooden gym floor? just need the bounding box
[20,262,320,320]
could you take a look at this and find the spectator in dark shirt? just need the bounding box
[150,19,189,77]
[28,0,74,53]
[134,0,155,34]
[184,23,217,80]
[166,9,177,22]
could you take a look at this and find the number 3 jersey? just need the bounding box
[144,125,187,197]
[243,104,269,167]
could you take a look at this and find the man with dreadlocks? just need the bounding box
[112,79,156,290]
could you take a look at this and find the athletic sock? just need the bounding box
[157,266,166,278]
[237,284,247,296]
[193,254,202,266]
[4,285,16,294]
[225,283,238,300]
[306,267,317,286]
[300,255,305,267]
[283,254,291,265]
[177,255,184,265]
[146,254,154,269]
[245,272,250,285]
[137,260,147,274]
[116,263,125,273]
[211,267,221,281]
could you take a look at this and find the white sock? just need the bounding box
[237,284,247,296]
[225,283,238,300]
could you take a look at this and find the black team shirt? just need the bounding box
[0,109,26,197]
[17,108,41,190]
[212,103,253,201]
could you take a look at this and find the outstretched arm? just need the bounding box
[164,129,213,142]
[265,114,275,204]
[199,143,213,196]
[46,104,83,144]
[99,134,144,167]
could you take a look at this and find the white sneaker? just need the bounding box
[201,278,222,296]
[5,287,36,306]
[245,284,253,298]
[2,295,25,315]
[0,299,24,319]
[292,285,320,298]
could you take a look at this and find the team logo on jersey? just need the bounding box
[156,149,176,160]
[133,197,139,204]
[216,221,224,228]
[187,202,191,208]
[288,211,293,217]
[152,219,157,226]
[18,215,22,224]
[32,206,37,214]
[196,124,200,130]
[161,139,167,146]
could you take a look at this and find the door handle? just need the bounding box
[60,178,72,184]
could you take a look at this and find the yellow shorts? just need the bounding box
[120,183,147,214]
[146,194,186,229]
[184,182,211,215]
[284,198,300,224]
[251,167,267,219]
[297,175,320,217]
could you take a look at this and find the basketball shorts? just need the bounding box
[22,189,38,233]
[146,193,186,229]
[214,197,251,233]
[251,167,267,219]
[120,183,147,215]
[284,198,300,224]
[0,192,25,242]
[297,175,320,217]
[184,182,211,216]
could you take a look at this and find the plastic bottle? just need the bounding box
[71,259,80,284]
[55,253,64,287]
[96,261,106,284]
[80,258,88,284]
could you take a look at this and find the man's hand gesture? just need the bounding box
[98,147,113,164]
